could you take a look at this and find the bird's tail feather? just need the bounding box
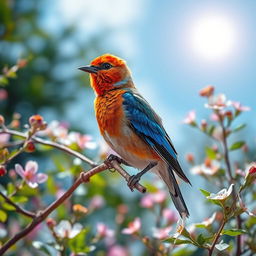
[167,167,189,217]
[156,163,189,217]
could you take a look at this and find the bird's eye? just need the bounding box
[101,63,112,70]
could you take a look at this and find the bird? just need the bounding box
[79,54,191,218]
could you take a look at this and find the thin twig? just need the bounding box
[208,218,226,256]
[0,191,35,218]
[0,160,146,255]
[0,129,97,167]
[218,115,242,256]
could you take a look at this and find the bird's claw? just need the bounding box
[127,174,141,191]
[106,154,130,166]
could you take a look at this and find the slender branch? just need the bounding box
[0,160,146,255]
[219,118,233,183]
[0,191,35,218]
[0,128,97,167]
[208,218,226,256]
[218,115,242,256]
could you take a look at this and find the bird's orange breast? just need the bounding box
[94,90,125,137]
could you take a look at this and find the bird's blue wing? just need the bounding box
[122,91,190,183]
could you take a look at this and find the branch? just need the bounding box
[0,191,35,218]
[208,218,226,256]
[0,128,97,167]
[0,159,146,255]
[218,116,242,256]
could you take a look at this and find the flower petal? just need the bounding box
[15,164,25,178]
[25,161,38,174]
[26,181,38,189]
[69,223,83,238]
[36,173,48,184]
[54,220,72,238]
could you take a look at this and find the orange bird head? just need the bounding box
[79,54,134,96]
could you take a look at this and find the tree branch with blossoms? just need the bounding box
[0,115,147,255]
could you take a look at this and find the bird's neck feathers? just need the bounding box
[90,74,135,96]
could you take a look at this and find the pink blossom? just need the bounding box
[152,190,167,203]
[15,161,48,188]
[210,113,220,121]
[212,127,223,141]
[191,160,220,176]
[107,245,129,256]
[96,223,114,238]
[140,194,154,208]
[122,218,141,235]
[163,208,178,224]
[232,101,250,112]
[153,226,172,240]
[205,94,231,110]
[89,195,105,209]
[40,120,69,138]
[76,134,97,150]
[183,110,196,125]
[0,134,10,147]
[140,190,167,208]
[0,89,8,100]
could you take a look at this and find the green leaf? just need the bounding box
[215,240,229,251]
[10,195,28,203]
[164,237,193,245]
[207,125,215,136]
[2,202,16,211]
[7,183,15,195]
[229,141,245,151]
[171,248,195,256]
[199,189,211,197]
[205,147,216,160]
[221,229,247,236]
[32,241,51,256]
[233,124,246,133]
[0,210,7,222]
[68,228,92,253]
[196,234,206,245]
[0,76,8,86]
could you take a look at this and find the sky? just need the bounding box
[44,0,256,219]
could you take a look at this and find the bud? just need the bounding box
[29,115,47,131]
[10,120,20,129]
[242,144,249,153]
[46,218,56,229]
[225,111,233,120]
[199,85,214,97]
[73,204,88,214]
[17,59,28,68]
[0,115,5,126]
[0,165,7,176]
[185,153,194,164]
[240,165,256,192]
[200,119,207,131]
[142,236,150,245]
[25,141,36,153]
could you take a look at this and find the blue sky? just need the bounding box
[52,0,255,138]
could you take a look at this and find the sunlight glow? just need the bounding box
[191,15,236,60]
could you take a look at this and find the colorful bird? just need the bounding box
[79,54,191,217]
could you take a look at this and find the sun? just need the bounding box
[190,15,236,60]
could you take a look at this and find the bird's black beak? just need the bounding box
[78,65,99,74]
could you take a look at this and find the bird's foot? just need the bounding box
[105,154,130,166]
[127,162,157,191]
[127,174,142,191]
